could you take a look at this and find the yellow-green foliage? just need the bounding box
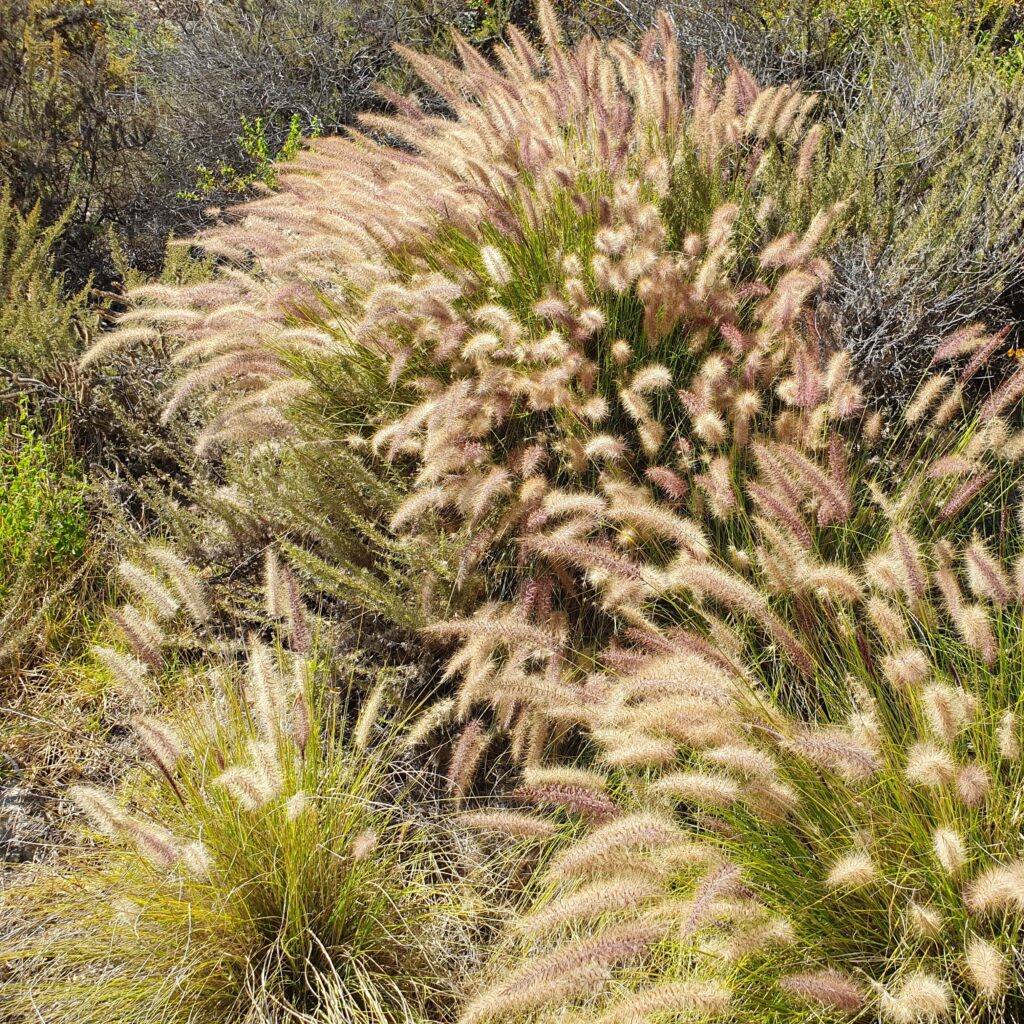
[0,404,87,593]
[0,189,93,376]
[0,404,88,675]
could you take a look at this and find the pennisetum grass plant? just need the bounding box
[1,556,488,1024]
[76,3,1024,1021]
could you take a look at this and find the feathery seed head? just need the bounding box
[825,850,876,890]
[932,828,967,877]
[879,972,951,1024]
[964,935,1007,998]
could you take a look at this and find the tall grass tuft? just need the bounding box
[2,563,484,1024]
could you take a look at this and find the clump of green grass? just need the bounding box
[2,630,485,1024]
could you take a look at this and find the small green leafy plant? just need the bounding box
[178,112,322,202]
[0,403,87,601]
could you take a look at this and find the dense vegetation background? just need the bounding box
[3,1,1024,1022]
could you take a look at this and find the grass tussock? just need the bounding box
[3,565,487,1023]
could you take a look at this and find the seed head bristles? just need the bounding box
[284,793,309,820]
[629,364,673,394]
[458,810,559,840]
[583,434,628,463]
[597,732,678,769]
[112,605,165,670]
[132,715,184,777]
[929,383,964,428]
[888,527,928,605]
[117,561,180,619]
[180,840,213,878]
[124,820,180,869]
[931,322,989,364]
[996,710,1020,760]
[350,828,378,861]
[448,719,489,801]
[927,455,977,479]
[937,470,994,523]
[247,639,286,738]
[800,564,863,604]
[745,481,813,547]
[669,562,812,677]
[354,683,387,750]
[959,328,1012,383]
[964,935,1008,998]
[91,644,155,705]
[607,501,709,557]
[933,552,963,617]
[704,744,778,780]
[718,916,797,961]
[795,123,823,184]
[70,785,130,836]
[907,902,944,939]
[922,683,973,742]
[786,727,878,782]
[779,969,866,1012]
[249,739,285,799]
[595,980,732,1024]
[215,766,274,810]
[78,325,160,369]
[403,698,458,749]
[932,828,967,876]
[427,612,567,652]
[955,763,990,807]
[549,813,687,881]
[516,876,664,934]
[612,698,737,751]
[964,536,1011,605]
[74,15,1024,1020]
[291,690,311,757]
[1004,429,1024,462]
[147,546,211,623]
[542,490,607,521]
[612,652,739,703]
[650,771,740,807]
[513,783,619,822]
[881,665,923,721]
[905,743,956,789]
[523,765,609,793]
[965,860,1024,914]
[825,850,876,890]
[620,387,652,424]
[980,361,1024,419]
[459,918,670,1024]
[905,374,949,424]
[953,603,997,665]
[693,457,737,519]
[865,552,904,596]
[767,442,851,526]
[480,245,511,286]
[528,534,649,585]
[878,973,951,1024]
[681,862,743,936]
